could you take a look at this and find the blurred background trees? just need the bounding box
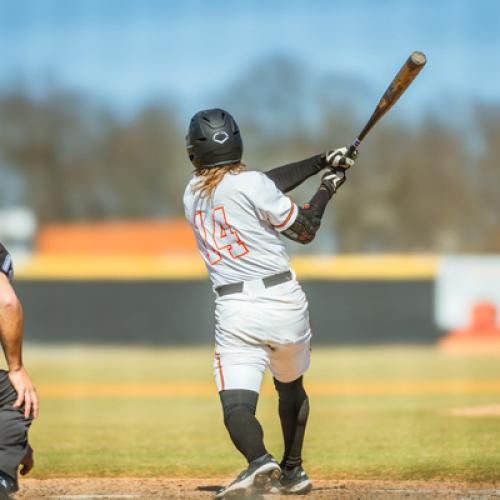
[0,56,498,253]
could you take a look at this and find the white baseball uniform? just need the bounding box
[183,170,311,393]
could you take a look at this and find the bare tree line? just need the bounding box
[0,57,498,253]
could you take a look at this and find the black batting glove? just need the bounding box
[324,147,358,169]
[320,167,347,198]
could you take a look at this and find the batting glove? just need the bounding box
[320,167,347,197]
[325,147,357,169]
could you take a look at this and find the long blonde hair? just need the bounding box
[192,163,245,198]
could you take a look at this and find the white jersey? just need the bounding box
[183,170,298,288]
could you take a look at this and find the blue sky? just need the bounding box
[1,0,499,118]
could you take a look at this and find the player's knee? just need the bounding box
[0,411,29,445]
[219,389,259,425]
[0,411,29,491]
[274,376,307,403]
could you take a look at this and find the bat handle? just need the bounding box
[346,138,361,159]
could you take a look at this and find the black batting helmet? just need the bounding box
[186,108,243,170]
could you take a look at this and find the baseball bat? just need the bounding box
[347,51,427,158]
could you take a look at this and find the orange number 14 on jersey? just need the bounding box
[194,206,249,265]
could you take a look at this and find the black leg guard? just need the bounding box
[274,376,309,469]
[219,389,268,463]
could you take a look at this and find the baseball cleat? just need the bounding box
[215,453,281,499]
[0,485,10,500]
[270,466,312,495]
[0,475,14,500]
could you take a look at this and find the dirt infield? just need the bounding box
[15,478,500,499]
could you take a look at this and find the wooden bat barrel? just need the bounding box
[347,51,427,158]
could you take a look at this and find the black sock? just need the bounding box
[220,389,267,463]
[274,376,309,469]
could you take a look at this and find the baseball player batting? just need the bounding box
[184,109,356,498]
[0,243,38,500]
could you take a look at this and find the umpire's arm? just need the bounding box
[0,273,39,419]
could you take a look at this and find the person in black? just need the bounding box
[0,243,38,499]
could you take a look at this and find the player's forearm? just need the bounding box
[307,186,331,217]
[301,165,348,227]
[0,280,24,371]
[264,154,325,193]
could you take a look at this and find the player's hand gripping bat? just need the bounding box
[346,51,427,159]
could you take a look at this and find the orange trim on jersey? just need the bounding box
[215,353,225,390]
[272,202,297,230]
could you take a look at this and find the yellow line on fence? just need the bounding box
[37,380,500,398]
[16,254,438,280]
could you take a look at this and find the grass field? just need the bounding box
[24,345,500,483]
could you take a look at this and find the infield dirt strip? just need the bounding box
[16,479,500,499]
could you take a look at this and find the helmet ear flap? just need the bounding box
[186,108,243,170]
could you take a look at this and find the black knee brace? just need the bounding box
[219,389,267,463]
[220,389,258,424]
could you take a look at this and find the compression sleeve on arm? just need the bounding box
[264,154,325,193]
[308,186,331,217]
[281,186,332,244]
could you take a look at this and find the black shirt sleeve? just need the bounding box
[0,243,14,281]
[264,154,325,193]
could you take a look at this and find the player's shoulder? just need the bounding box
[222,171,282,207]
[224,170,271,191]
[237,170,267,181]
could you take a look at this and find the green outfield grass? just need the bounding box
[23,345,500,481]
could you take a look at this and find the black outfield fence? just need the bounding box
[14,279,438,345]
